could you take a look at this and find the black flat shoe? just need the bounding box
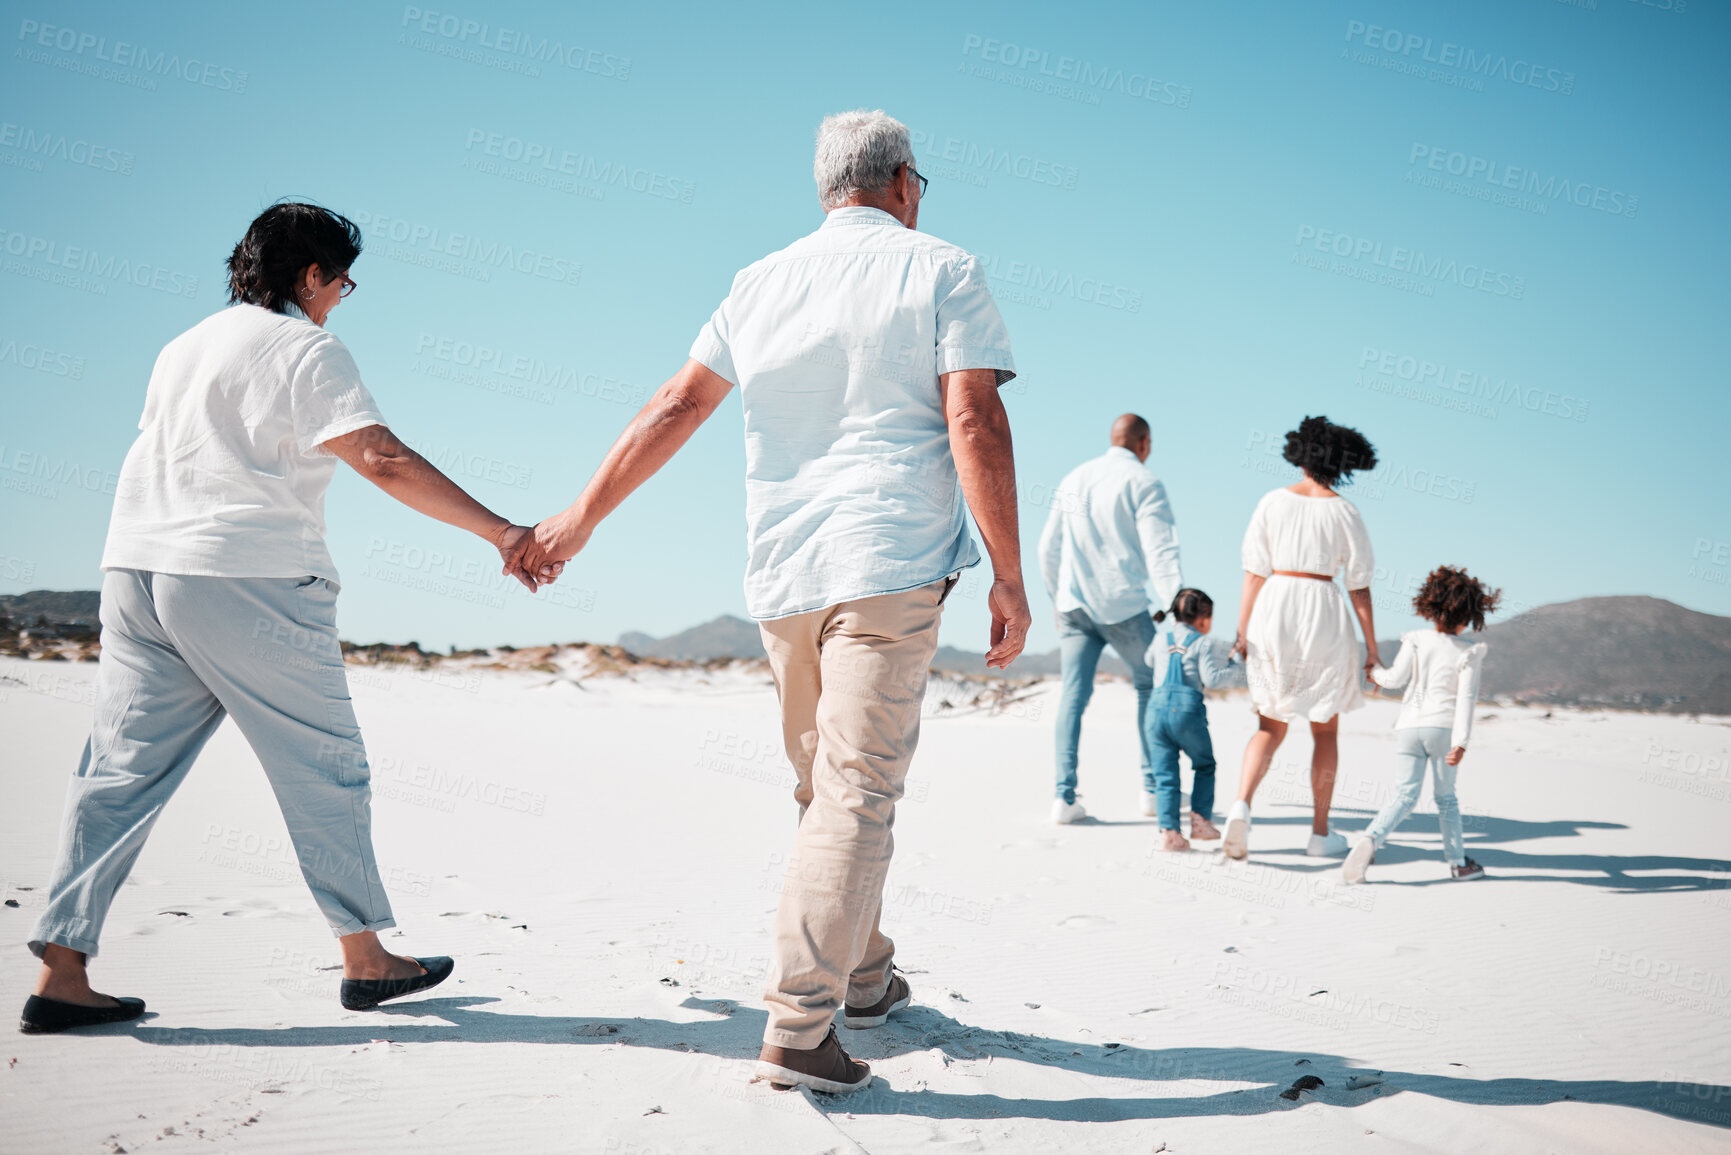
[340,956,454,1011]
[20,994,146,1034]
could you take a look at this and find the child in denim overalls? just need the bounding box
[1145,589,1246,852]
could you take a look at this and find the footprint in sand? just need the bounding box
[1057,914,1113,929]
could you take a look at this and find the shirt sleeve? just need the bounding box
[688,290,739,387]
[1136,478,1183,611]
[292,334,387,457]
[1340,500,1375,589]
[1452,643,1487,749]
[1196,635,1245,690]
[1038,503,1063,598]
[935,256,1016,384]
[1371,635,1415,689]
[1241,495,1273,577]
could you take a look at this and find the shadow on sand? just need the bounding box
[127,998,1731,1129]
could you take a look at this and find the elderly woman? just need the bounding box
[21,202,553,1034]
[1222,416,1378,861]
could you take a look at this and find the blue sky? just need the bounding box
[2,0,1726,656]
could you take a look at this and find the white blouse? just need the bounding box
[1241,488,1375,589]
[1372,629,1488,749]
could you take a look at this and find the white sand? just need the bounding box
[3,653,1729,1153]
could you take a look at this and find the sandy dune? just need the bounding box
[3,653,1728,1153]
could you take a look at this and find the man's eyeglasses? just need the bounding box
[910,166,928,199]
[337,271,357,298]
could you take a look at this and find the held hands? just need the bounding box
[1446,746,1466,766]
[501,511,591,591]
[1231,631,1248,660]
[985,575,1032,670]
[492,525,565,592]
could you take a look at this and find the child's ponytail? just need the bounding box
[1157,588,1215,626]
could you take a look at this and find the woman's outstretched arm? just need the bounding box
[1232,571,1266,657]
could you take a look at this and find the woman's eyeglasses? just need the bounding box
[337,272,357,298]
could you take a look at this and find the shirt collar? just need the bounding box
[1105,446,1142,465]
[821,205,903,229]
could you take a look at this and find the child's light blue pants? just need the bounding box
[1363,725,1465,866]
[29,568,395,958]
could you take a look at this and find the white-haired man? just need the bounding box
[510,109,1028,1093]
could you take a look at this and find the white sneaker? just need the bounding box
[1307,831,1350,857]
[1140,791,1159,817]
[1051,799,1089,825]
[1222,800,1251,859]
[1342,837,1375,883]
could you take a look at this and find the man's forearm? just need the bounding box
[945,372,1021,580]
[559,360,733,535]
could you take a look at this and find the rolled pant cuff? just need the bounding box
[327,915,397,939]
[763,1022,835,1051]
[28,927,103,960]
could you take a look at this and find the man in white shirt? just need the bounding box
[1038,414,1183,823]
[510,109,1029,1093]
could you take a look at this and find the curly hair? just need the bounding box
[1154,588,1214,626]
[1282,415,1377,488]
[226,201,362,314]
[1413,565,1502,633]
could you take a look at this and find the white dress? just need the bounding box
[1240,488,1376,723]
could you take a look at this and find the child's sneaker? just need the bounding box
[1306,831,1349,857]
[1342,837,1375,884]
[1449,857,1486,881]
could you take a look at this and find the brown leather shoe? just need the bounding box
[756,1026,872,1094]
[844,972,911,1029]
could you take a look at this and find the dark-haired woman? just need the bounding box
[21,203,555,1034]
[1144,589,1245,852]
[1343,566,1499,884]
[1223,417,1378,861]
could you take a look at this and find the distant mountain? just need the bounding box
[931,644,1125,679]
[618,614,766,661]
[1376,596,1731,715]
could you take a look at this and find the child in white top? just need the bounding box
[1343,566,1501,883]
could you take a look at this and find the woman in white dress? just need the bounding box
[1222,417,1379,860]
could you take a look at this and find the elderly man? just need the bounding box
[510,109,1028,1093]
[1039,414,1184,825]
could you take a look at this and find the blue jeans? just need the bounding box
[1364,726,1464,866]
[1053,609,1155,804]
[1148,686,1216,830]
[30,569,395,958]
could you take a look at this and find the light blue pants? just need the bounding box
[29,569,395,958]
[1054,609,1156,804]
[1363,726,1465,866]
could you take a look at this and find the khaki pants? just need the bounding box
[758,579,950,1047]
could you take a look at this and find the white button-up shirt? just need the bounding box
[689,206,1017,621]
[1038,446,1183,625]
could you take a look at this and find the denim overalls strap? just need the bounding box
[1153,626,1204,707]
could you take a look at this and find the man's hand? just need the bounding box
[503,512,591,588]
[985,576,1031,669]
[1446,746,1466,766]
[493,525,564,592]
